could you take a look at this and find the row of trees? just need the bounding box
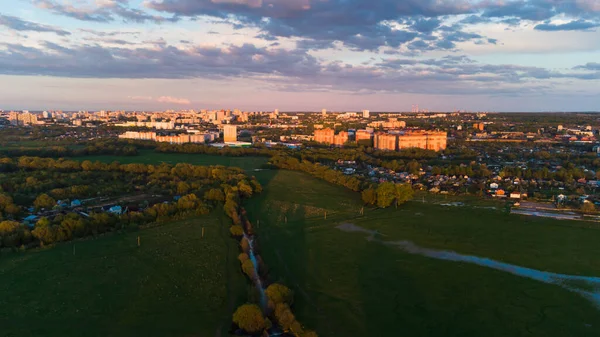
[0,156,263,250]
[232,284,317,337]
[270,156,364,192]
[361,182,414,208]
[0,140,138,158]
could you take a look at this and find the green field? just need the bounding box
[245,170,600,337]
[0,215,247,337]
[70,150,269,172]
[4,151,600,337]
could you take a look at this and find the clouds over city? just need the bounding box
[0,0,599,110]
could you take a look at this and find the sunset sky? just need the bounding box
[1,0,600,111]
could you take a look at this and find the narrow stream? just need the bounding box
[337,223,600,308]
[243,233,268,310]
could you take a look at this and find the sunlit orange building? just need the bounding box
[397,131,447,151]
[314,128,335,144]
[333,131,349,146]
[374,133,398,151]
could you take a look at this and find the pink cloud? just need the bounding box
[156,96,191,105]
[128,95,191,105]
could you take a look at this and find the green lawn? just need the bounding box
[245,170,600,337]
[71,150,269,172]
[0,215,247,337]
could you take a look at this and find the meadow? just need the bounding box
[245,170,600,337]
[0,215,247,337]
[5,150,600,337]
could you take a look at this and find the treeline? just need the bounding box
[361,182,414,208]
[0,157,262,251]
[0,192,216,249]
[270,155,364,192]
[226,209,317,336]
[0,141,138,158]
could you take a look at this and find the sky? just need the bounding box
[0,0,600,112]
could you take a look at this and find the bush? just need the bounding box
[232,304,266,335]
[230,225,244,237]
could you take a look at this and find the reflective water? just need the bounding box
[244,233,268,310]
[337,223,600,308]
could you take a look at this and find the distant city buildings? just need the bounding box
[314,127,446,151]
[118,131,218,144]
[9,111,38,126]
[314,128,335,144]
[368,118,406,129]
[374,131,447,151]
[362,110,370,118]
[322,109,327,117]
[223,124,238,142]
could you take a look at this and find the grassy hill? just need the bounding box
[0,215,247,337]
[245,170,600,337]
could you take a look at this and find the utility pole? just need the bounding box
[202,227,205,238]
[137,236,141,247]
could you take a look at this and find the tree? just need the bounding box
[237,181,254,198]
[376,182,397,208]
[274,303,297,331]
[232,304,266,334]
[238,252,249,263]
[242,258,257,279]
[176,181,191,195]
[34,193,56,210]
[361,188,377,205]
[230,225,244,237]
[204,188,225,202]
[581,201,596,214]
[394,183,414,206]
[266,283,294,306]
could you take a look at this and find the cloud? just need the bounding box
[145,0,483,51]
[34,0,178,23]
[129,95,191,104]
[1,40,598,97]
[157,96,191,104]
[0,14,70,36]
[574,62,600,71]
[534,20,600,31]
[143,0,600,51]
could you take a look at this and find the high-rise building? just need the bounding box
[362,110,370,118]
[314,128,335,144]
[355,129,373,143]
[274,109,279,115]
[322,109,327,116]
[224,125,238,142]
[398,131,447,151]
[333,131,349,146]
[374,133,397,151]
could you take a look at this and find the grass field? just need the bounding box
[245,170,600,337]
[6,150,600,337]
[71,149,269,172]
[0,215,247,337]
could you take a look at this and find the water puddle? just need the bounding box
[336,223,600,308]
[511,208,583,220]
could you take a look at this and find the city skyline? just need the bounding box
[1,0,600,111]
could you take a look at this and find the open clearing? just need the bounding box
[245,170,600,337]
[0,215,247,337]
